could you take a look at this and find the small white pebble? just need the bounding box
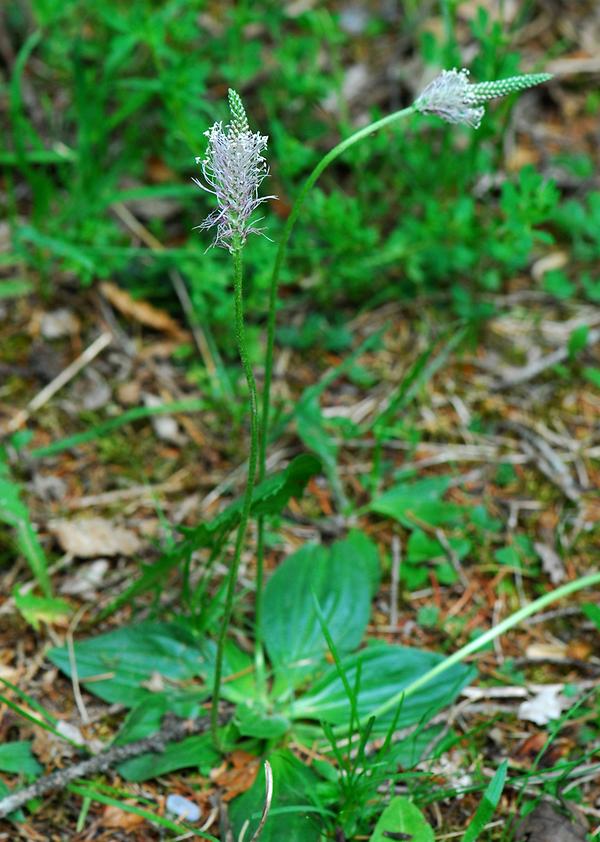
[166,794,201,822]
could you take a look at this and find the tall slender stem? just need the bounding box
[211,243,260,746]
[359,571,600,730]
[255,105,417,667]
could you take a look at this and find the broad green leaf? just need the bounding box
[371,476,464,527]
[369,796,434,842]
[115,692,212,747]
[48,622,203,706]
[235,703,291,739]
[0,741,43,776]
[494,546,521,568]
[14,590,71,630]
[118,733,218,782]
[113,692,219,780]
[582,603,600,630]
[198,639,256,703]
[262,537,376,692]
[291,641,474,730]
[115,696,168,744]
[462,761,507,842]
[342,528,381,596]
[406,530,470,564]
[229,750,325,842]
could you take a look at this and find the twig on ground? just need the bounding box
[492,327,600,390]
[501,420,581,502]
[0,710,229,819]
[4,332,112,433]
[390,535,401,627]
[435,527,469,588]
[214,792,235,842]
[66,607,89,725]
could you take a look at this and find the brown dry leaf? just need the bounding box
[32,726,75,766]
[566,639,593,660]
[146,155,177,184]
[581,496,600,526]
[102,802,146,830]
[515,801,587,841]
[100,281,189,339]
[49,517,142,558]
[117,380,142,405]
[512,733,572,769]
[210,750,260,802]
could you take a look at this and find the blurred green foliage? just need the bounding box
[3,1,596,353]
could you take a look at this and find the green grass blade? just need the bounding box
[28,399,205,459]
[462,761,507,842]
[67,784,218,839]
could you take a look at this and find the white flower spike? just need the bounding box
[414,68,552,129]
[194,89,276,251]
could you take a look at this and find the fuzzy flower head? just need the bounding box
[414,68,552,129]
[194,89,275,251]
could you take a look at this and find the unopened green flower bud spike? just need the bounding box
[414,68,553,128]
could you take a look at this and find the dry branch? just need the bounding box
[0,709,229,819]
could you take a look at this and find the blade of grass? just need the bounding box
[365,572,600,724]
[28,398,205,459]
[462,760,507,842]
[0,688,82,750]
[67,784,218,839]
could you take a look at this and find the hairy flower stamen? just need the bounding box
[194,89,275,251]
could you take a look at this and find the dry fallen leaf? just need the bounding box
[210,750,260,801]
[100,281,190,339]
[49,517,141,558]
[39,308,81,339]
[525,642,567,660]
[59,559,110,597]
[512,732,574,770]
[103,802,146,830]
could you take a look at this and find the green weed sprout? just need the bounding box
[256,67,552,649]
[194,89,273,744]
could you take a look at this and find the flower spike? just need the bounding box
[194,89,276,251]
[414,68,552,129]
